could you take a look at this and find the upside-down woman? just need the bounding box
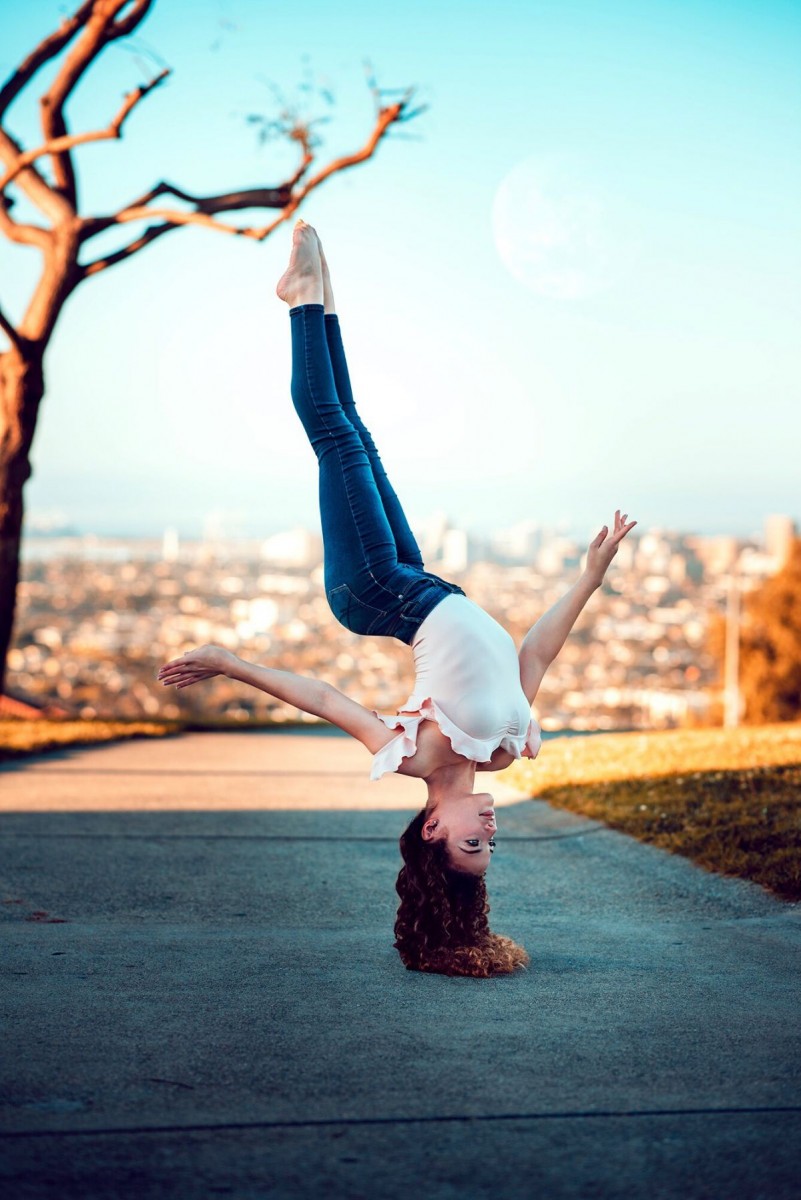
[158,220,636,978]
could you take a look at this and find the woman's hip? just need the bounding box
[324,564,465,644]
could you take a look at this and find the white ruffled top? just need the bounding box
[370,593,542,781]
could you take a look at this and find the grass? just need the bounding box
[0,718,183,761]
[5,716,800,903]
[503,723,801,902]
[0,715,333,762]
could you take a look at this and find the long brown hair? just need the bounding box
[394,809,529,978]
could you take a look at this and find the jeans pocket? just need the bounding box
[421,570,463,594]
[326,584,389,636]
[384,615,417,646]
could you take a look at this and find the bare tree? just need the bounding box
[0,0,423,696]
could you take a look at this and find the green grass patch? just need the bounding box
[504,724,801,901]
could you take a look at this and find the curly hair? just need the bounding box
[394,808,529,978]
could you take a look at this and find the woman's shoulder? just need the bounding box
[369,711,465,780]
[394,717,464,777]
[475,746,516,772]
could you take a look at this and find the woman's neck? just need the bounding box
[424,758,477,807]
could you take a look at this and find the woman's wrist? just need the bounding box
[580,567,604,593]
[221,649,243,678]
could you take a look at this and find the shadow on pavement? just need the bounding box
[2,738,800,1198]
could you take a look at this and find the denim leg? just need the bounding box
[324,314,425,571]
[289,304,404,624]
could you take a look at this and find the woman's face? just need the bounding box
[421,791,497,875]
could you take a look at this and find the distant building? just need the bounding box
[441,528,469,573]
[416,510,450,562]
[162,527,179,562]
[686,535,740,578]
[738,547,779,579]
[490,520,543,565]
[536,537,580,576]
[414,512,476,570]
[260,528,322,569]
[764,514,797,568]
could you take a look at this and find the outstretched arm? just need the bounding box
[519,510,637,704]
[157,644,396,753]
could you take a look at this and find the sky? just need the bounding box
[1,0,800,543]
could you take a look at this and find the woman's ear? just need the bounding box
[421,817,439,842]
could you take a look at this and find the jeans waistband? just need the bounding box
[382,573,466,646]
[325,564,465,646]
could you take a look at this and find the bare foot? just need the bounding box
[276,219,324,307]
[315,232,336,314]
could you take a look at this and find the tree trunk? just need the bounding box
[0,348,44,697]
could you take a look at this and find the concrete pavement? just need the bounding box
[1,731,800,1198]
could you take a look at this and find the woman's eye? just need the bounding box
[466,838,480,847]
[489,839,496,852]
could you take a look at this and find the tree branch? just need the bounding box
[39,0,156,207]
[0,0,95,121]
[0,128,70,227]
[80,181,293,241]
[0,304,22,351]
[103,203,275,238]
[289,98,409,212]
[79,132,314,241]
[80,219,174,276]
[110,0,155,38]
[0,69,170,195]
[79,95,414,254]
[0,197,50,250]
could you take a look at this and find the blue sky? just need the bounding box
[2,0,800,541]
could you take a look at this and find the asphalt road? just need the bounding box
[2,731,800,1199]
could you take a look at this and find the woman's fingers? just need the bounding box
[159,651,203,672]
[593,512,636,549]
[158,668,189,682]
[609,518,637,544]
[158,655,191,675]
[157,660,217,686]
[159,669,215,688]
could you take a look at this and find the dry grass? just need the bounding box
[0,718,182,762]
[5,718,800,902]
[504,723,801,901]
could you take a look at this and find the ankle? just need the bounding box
[323,280,336,315]
[285,281,324,308]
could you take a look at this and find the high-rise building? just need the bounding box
[162,527,179,562]
[416,510,450,563]
[260,528,322,569]
[441,528,469,573]
[491,520,543,564]
[764,514,797,568]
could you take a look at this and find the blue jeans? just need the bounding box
[289,303,465,645]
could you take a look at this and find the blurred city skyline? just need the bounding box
[2,0,800,539]
[21,506,797,561]
[13,508,795,729]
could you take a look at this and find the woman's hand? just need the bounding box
[157,644,238,690]
[584,510,637,587]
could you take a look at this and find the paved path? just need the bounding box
[1,732,800,1199]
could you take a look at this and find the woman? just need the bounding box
[158,220,636,978]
